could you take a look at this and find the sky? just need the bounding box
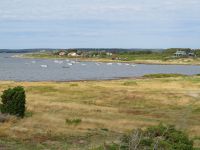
[0,0,200,49]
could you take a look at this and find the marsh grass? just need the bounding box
[143,73,188,78]
[0,76,200,149]
[69,83,79,87]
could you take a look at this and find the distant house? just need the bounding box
[59,51,66,56]
[106,52,113,56]
[174,50,196,58]
[188,52,196,57]
[174,51,187,57]
[68,52,79,57]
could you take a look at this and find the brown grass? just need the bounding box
[0,76,200,149]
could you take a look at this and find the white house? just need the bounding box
[68,52,79,57]
[174,51,187,57]
[106,52,113,56]
[59,51,66,56]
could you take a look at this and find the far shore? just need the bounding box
[13,53,200,66]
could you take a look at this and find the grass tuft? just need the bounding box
[123,81,137,86]
[65,118,82,126]
[69,83,79,87]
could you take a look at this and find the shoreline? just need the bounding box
[0,74,197,83]
[14,53,200,66]
[0,76,144,83]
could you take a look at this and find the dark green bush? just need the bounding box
[0,86,26,118]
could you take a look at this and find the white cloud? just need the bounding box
[0,0,199,21]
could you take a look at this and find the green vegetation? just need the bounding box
[65,118,82,126]
[143,73,188,78]
[123,80,138,86]
[22,48,200,65]
[0,86,26,118]
[97,124,194,150]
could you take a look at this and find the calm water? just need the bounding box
[0,53,200,81]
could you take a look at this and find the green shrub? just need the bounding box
[120,124,193,150]
[65,118,82,125]
[0,86,26,118]
[99,124,194,150]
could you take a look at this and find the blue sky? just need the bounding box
[0,0,200,49]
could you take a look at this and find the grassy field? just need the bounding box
[20,53,200,65]
[0,76,200,149]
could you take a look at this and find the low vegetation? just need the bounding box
[97,124,194,150]
[0,76,200,149]
[143,73,188,78]
[65,118,82,126]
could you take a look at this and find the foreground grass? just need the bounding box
[0,76,200,149]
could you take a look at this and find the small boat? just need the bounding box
[54,60,63,64]
[131,64,136,67]
[107,63,113,65]
[62,66,70,68]
[67,63,73,66]
[40,65,48,68]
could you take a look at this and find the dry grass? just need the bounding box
[0,76,200,149]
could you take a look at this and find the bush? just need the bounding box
[65,118,82,126]
[0,86,26,118]
[120,124,193,150]
[98,124,194,150]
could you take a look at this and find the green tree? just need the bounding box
[0,86,26,118]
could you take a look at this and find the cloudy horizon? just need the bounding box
[0,0,200,49]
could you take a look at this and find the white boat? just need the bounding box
[54,60,63,64]
[81,63,86,66]
[67,63,73,66]
[40,65,48,68]
[107,63,113,65]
